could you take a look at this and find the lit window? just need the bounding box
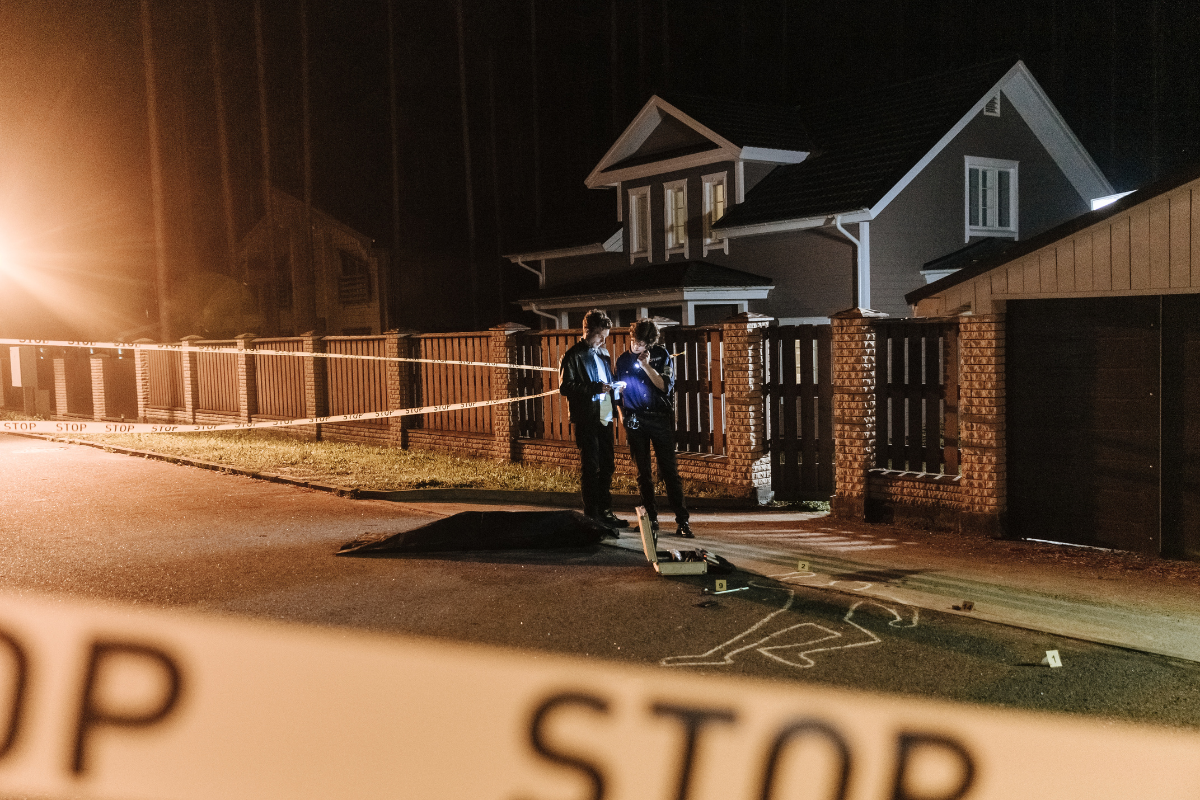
[628,186,651,260]
[664,179,688,256]
[965,157,1017,240]
[702,172,728,255]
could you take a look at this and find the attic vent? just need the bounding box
[983,93,1001,117]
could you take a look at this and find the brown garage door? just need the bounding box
[1007,297,1161,554]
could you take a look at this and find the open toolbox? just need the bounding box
[635,506,708,575]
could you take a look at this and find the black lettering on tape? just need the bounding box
[70,640,184,776]
[758,719,851,800]
[0,630,28,760]
[890,732,976,800]
[527,692,610,800]
[650,702,737,800]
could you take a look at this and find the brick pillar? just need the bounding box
[958,313,1007,536]
[490,322,529,462]
[721,312,773,502]
[235,334,258,423]
[52,350,68,419]
[89,353,110,421]
[180,336,202,424]
[133,339,156,422]
[829,308,888,519]
[302,334,327,440]
[384,330,418,448]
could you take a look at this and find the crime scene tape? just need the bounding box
[0,389,557,435]
[0,589,1194,800]
[0,338,559,372]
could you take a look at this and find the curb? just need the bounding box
[18,433,768,510]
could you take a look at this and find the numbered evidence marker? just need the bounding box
[796,560,810,572]
[1042,650,1063,668]
[715,579,727,592]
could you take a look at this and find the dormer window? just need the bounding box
[702,172,728,255]
[965,156,1018,240]
[628,186,651,261]
[664,179,688,257]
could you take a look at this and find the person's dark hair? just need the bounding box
[582,309,612,335]
[630,318,660,346]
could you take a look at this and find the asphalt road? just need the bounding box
[3,432,1199,730]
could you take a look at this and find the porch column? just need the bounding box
[830,307,887,519]
[721,312,773,502]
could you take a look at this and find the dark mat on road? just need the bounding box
[337,510,618,555]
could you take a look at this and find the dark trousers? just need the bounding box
[625,413,689,524]
[574,414,615,517]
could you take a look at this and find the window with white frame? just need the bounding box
[965,156,1018,240]
[628,186,651,260]
[702,172,728,254]
[664,179,688,256]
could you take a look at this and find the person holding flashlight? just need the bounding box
[559,309,628,529]
[615,318,692,537]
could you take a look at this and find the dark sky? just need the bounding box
[0,0,1198,337]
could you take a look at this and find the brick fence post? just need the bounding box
[490,322,530,463]
[302,333,327,441]
[958,313,1007,536]
[133,340,156,422]
[52,349,68,419]
[830,308,888,519]
[89,353,110,421]
[384,330,418,449]
[235,334,258,424]
[180,336,202,424]
[720,312,773,502]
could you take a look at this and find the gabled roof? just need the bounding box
[521,261,772,303]
[707,59,1112,237]
[586,96,812,188]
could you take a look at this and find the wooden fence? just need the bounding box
[874,319,960,475]
[764,325,834,500]
[416,332,493,434]
[254,339,304,419]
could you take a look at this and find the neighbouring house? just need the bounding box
[239,188,391,337]
[906,161,1200,559]
[506,58,1113,327]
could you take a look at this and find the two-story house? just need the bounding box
[507,58,1112,327]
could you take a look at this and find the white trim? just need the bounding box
[964,156,1019,242]
[869,61,1111,219]
[504,242,608,262]
[663,178,689,259]
[739,146,809,164]
[702,171,730,256]
[627,186,652,263]
[585,96,742,189]
[716,208,871,240]
[518,285,771,313]
[735,161,745,203]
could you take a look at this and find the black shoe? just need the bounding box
[598,510,628,529]
[676,522,694,538]
[650,520,660,533]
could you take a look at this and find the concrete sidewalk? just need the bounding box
[403,501,1200,664]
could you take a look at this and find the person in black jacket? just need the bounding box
[614,318,692,537]
[558,309,627,529]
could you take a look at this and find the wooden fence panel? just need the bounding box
[874,320,959,474]
[253,338,305,420]
[147,350,184,411]
[416,333,492,434]
[196,341,239,414]
[326,337,388,427]
[765,325,834,500]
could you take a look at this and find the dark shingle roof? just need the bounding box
[716,58,1018,229]
[524,261,772,302]
[657,92,815,152]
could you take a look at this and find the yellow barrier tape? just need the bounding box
[0,390,557,435]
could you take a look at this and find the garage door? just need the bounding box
[1007,297,1160,554]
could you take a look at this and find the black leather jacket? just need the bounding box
[559,339,616,423]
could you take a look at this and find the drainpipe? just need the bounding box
[528,302,559,328]
[516,258,545,289]
[834,215,870,310]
